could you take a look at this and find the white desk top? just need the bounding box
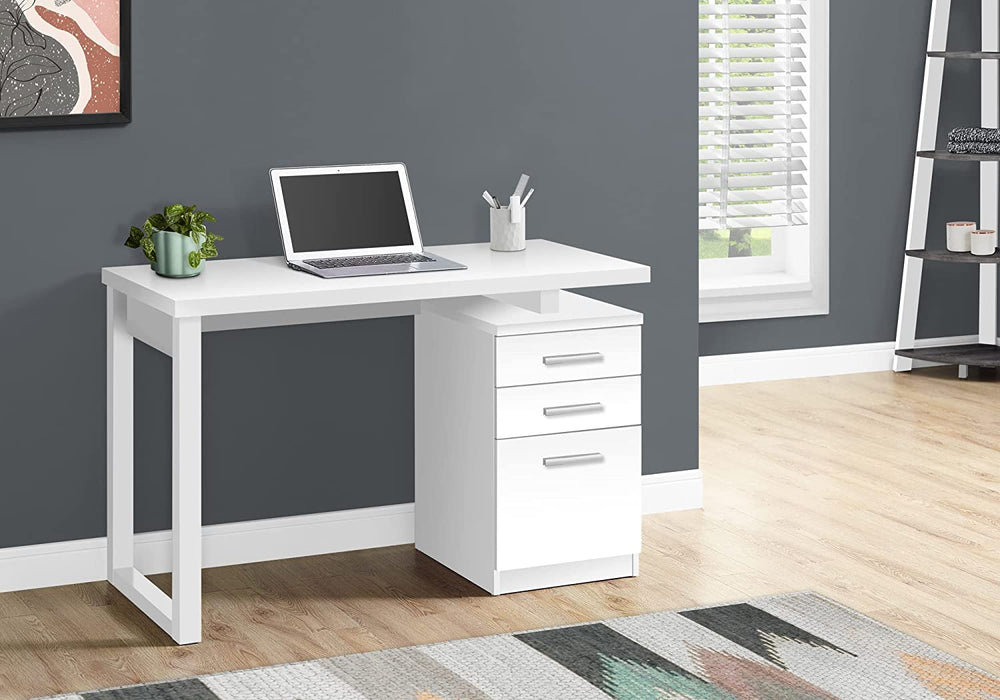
[102,240,650,318]
[423,291,644,336]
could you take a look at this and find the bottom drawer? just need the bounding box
[495,426,641,572]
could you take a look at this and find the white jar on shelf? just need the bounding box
[946,221,976,252]
[971,229,998,256]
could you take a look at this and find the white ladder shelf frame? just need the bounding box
[894,0,1000,374]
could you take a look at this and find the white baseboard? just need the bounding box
[0,472,701,594]
[699,335,978,387]
[0,503,415,595]
[642,469,703,515]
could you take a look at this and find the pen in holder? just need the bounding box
[490,200,526,252]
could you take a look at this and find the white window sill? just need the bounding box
[699,272,828,323]
[700,272,812,299]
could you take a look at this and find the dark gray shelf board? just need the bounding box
[895,343,1000,367]
[927,50,1000,59]
[906,249,1000,263]
[917,150,1000,161]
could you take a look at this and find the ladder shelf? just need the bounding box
[894,0,1000,377]
[916,150,1000,160]
[896,344,1000,367]
[926,50,1000,58]
[905,249,1000,263]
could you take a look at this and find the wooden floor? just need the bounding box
[1,367,998,699]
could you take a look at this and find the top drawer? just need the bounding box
[495,326,641,387]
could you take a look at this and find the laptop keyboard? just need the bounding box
[306,253,433,269]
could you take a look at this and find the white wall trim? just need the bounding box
[699,335,978,387]
[642,469,703,515]
[0,472,701,594]
[0,503,416,595]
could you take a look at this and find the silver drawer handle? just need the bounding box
[543,452,604,467]
[542,352,604,366]
[542,402,604,417]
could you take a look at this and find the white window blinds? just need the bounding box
[699,0,810,232]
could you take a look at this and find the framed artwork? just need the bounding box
[0,0,129,129]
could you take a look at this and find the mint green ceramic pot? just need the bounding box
[152,230,204,278]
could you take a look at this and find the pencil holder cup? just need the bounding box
[490,206,526,252]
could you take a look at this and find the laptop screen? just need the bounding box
[279,171,415,253]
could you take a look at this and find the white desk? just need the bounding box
[102,240,650,644]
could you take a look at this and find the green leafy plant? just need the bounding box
[124,204,222,268]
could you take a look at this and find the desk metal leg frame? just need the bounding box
[107,289,203,644]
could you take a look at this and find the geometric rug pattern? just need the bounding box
[40,592,1000,699]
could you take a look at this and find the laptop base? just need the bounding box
[288,256,466,279]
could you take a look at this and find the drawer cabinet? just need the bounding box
[495,326,642,387]
[415,292,643,595]
[495,376,641,439]
[496,427,641,571]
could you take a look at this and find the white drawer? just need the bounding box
[495,376,640,439]
[495,326,641,387]
[496,427,641,571]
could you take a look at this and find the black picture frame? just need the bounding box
[0,0,130,130]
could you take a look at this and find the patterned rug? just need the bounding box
[42,592,1000,699]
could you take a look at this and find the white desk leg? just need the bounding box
[106,303,202,644]
[107,289,134,578]
[171,316,202,644]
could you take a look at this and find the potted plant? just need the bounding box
[124,205,222,278]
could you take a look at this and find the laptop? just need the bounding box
[269,163,466,279]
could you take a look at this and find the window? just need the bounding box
[698,0,828,323]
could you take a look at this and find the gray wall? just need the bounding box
[0,1,696,549]
[701,0,985,356]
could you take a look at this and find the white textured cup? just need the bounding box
[971,229,998,256]
[490,206,526,252]
[946,222,975,252]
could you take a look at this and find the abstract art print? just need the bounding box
[0,0,129,128]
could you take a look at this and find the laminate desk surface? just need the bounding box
[101,240,650,318]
